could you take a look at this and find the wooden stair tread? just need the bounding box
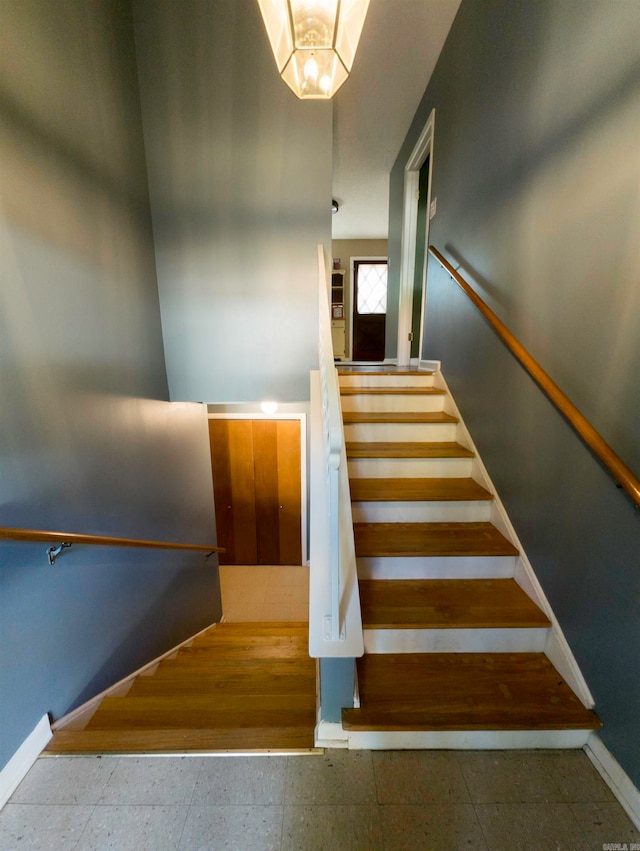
[128,671,315,696]
[346,441,474,459]
[48,622,316,753]
[340,387,445,396]
[87,705,315,730]
[46,727,315,752]
[342,654,601,731]
[350,478,492,502]
[179,643,309,659]
[89,694,317,712]
[152,658,315,672]
[359,579,551,629]
[354,522,519,557]
[342,411,458,424]
[208,623,308,633]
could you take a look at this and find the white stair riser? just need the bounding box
[346,729,591,750]
[339,375,434,388]
[356,555,517,580]
[343,423,458,442]
[352,500,493,523]
[340,395,445,413]
[363,627,549,654]
[347,457,473,478]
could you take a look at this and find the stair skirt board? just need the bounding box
[363,626,549,654]
[435,370,595,709]
[51,622,217,732]
[419,360,442,373]
[356,554,518,580]
[348,457,474,478]
[345,729,592,750]
[315,721,349,749]
[352,500,493,523]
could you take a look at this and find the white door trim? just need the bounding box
[207,413,308,565]
[397,108,436,366]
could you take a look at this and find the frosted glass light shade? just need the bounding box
[257,0,370,99]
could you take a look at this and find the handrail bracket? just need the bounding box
[47,542,72,565]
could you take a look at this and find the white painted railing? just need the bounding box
[309,245,363,657]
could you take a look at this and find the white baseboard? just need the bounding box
[0,715,52,810]
[52,620,219,731]
[585,733,640,831]
[315,721,348,748]
[419,359,441,372]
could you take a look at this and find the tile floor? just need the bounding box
[219,565,309,623]
[3,569,638,849]
[2,749,638,850]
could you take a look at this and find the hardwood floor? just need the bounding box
[359,578,552,629]
[350,477,493,502]
[354,521,519,557]
[47,623,316,754]
[342,411,458,424]
[343,654,601,732]
[337,366,434,375]
[346,441,474,458]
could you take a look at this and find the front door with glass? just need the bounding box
[352,260,387,361]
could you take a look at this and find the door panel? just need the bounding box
[208,419,302,565]
[253,420,281,565]
[353,260,387,361]
[276,420,302,565]
[227,420,258,564]
[208,419,235,564]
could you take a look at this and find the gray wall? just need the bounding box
[0,0,221,771]
[389,0,640,784]
[133,0,333,404]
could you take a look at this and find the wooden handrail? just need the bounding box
[428,245,640,509]
[0,527,224,554]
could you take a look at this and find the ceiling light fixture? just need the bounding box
[256,0,370,100]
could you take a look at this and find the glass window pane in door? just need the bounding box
[357,264,387,314]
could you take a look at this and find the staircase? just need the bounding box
[336,364,600,749]
[47,622,316,753]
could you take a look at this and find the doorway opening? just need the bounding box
[207,415,306,566]
[397,108,436,366]
[352,259,388,361]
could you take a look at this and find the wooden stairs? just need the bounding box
[337,365,600,748]
[46,622,317,753]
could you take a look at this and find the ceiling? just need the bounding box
[331,0,461,240]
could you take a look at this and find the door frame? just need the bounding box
[347,255,388,361]
[207,413,308,565]
[397,108,436,366]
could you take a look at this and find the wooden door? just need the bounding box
[353,260,387,361]
[208,419,302,565]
